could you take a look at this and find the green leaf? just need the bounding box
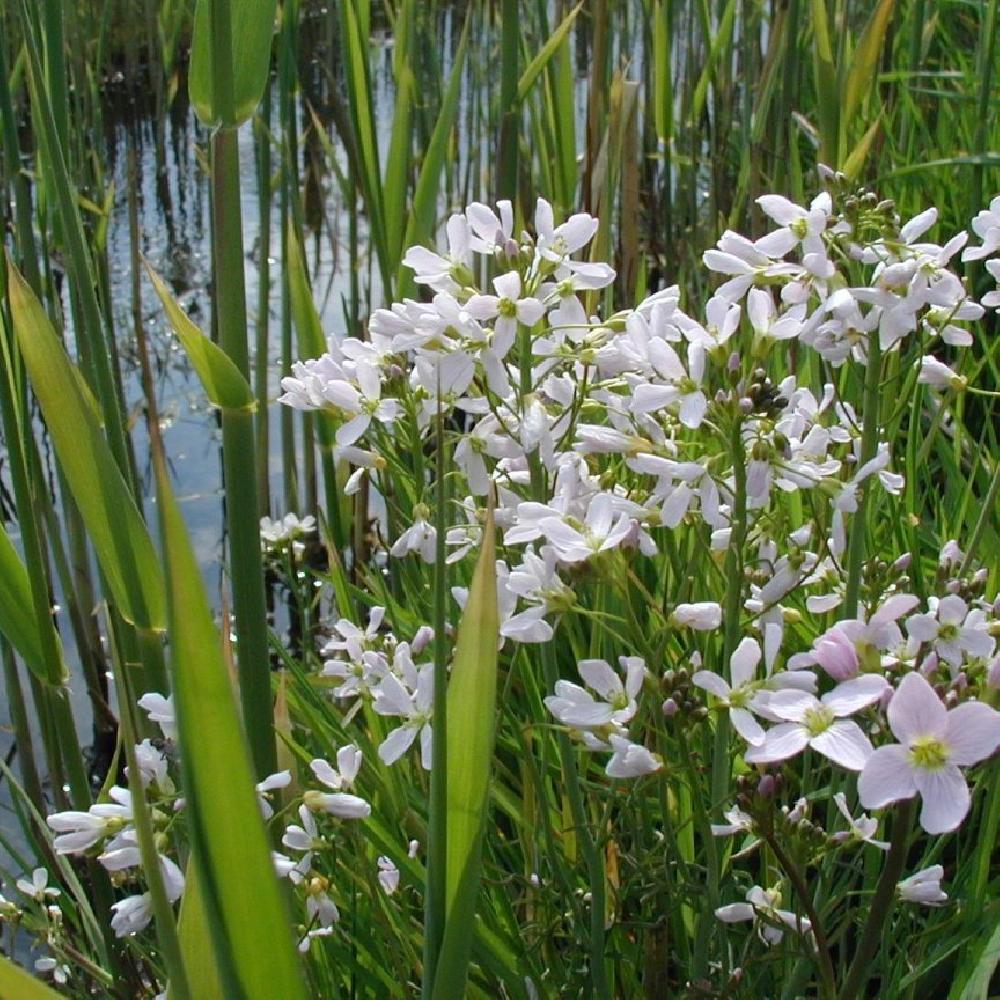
[951,912,1000,999]
[397,13,470,297]
[842,0,895,141]
[6,255,166,632]
[432,503,499,1000]
[841,114,882,179]
[0,953,65,999]
[0,524,64,684]
[285,225,327,361]
[811,0,840,166]
[516,1,582,103]
[169,861,226,1000]
[190,0,278,126]
[154,450,306,1000]
[147,265,255,411]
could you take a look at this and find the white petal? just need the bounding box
[887,672,947,744]
[378,725,417,765]
[823,674,888,716]
[744,723,809,764]
[692,670,731,699]
[731,707,766,746]
[809,720,872,771]
[945,701,1000,766]
[730,638,761,687]
[913,765,969,834]
[858,745,916,809]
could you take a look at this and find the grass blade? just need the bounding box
[0,954,65,999]
[6,255,166,633]
[431,503,499,999]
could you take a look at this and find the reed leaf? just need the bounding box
[0,525,65,685]
[5,256,166,633]
[153,448,306,1000]
[431,502,499,999]
[189,0,278,126]
[398,12,470,297]
[516,1,582,103]
[0,954,65,999]
[842,0,895,143]
[147,265,255,411]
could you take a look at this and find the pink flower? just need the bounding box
[810,625,860,681]
[858,672,1000,833]
[745,675,888,770]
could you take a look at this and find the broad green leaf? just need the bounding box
[189,0,278,126]
[154,452,306,1000]
[147,265,254,411]
[432,504,499,1000]
[842,0,895,139]
[516,1,582,103]
[169,862,226,1000]
[6,256,166,632]
[0,953,65,999]
[0,525,64,684]
[397,13,470,297]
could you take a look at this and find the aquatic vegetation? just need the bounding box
[2,0,1000,998]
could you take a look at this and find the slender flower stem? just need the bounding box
[837,799,915,1000]
[843,336,882,619]
[761,825,837,999]
[423,391,449,996]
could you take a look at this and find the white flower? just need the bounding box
[962,195,1000,261]
[109,856,184,938]
[897,865,947,906]
[372,665,434,770]
[917,356,966,392]
[46,787,133,854]
[544,657,646,730]
[694,638,769,745]
[303,748,370,819]
[670,602,723,631]
[831,792,888,850]
[256,770,292,820]
[715,885,811,946]
[745,674,888,770]
[377,856,400,895]
[137,693,177,741]
[858,672,1000,833]
[906,595,995,670]
[401,213,473,293]
[539,493,632,564]
[390,511,437,562]
[16,868,60,903]
[605,735,662,778]
[711,806,754,837]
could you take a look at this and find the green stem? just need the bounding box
[209,0,275,778]
[843,336,882,619]
[837,799,914,1000]
[423,394,449,996]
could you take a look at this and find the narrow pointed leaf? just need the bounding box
[189,0,278,126]
[6,256,166,632]
[154,456,306,1000]
[516,2,582,103]
[148,265,254,411]
[842,0,895,133]
[0,525,64,684]
[169,861,226,1000]
[432,504,499,999]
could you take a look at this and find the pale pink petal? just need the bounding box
[809,720,872,771]
[913,765,970,834]
[692,670,731,699]
[944,701,1000,765]
[744,723,809,764]
[764,689,817,723]
[887,672,947,743]
[823,674,888,716]
[858,745,916,809]
[731,707,765,746]
[730,638,761,687]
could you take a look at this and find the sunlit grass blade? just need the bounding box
[0,525,65,685]
[189,0,278,126]
[841,0,895,148]
[431,503,499,999]
[152,446,307,1000]
[6,255,166,633]
[0,953,65,999]
[147,265,255,411]
[516,1,582,103]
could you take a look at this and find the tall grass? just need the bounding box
[0,1,998,997]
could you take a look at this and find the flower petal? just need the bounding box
[744,723,808,764]
[913,765,970,834]
[809,720,872,771]
[945,701,1000,766]
[887,672,947,743]
[823,674,888,716]
[858,745,917,809]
